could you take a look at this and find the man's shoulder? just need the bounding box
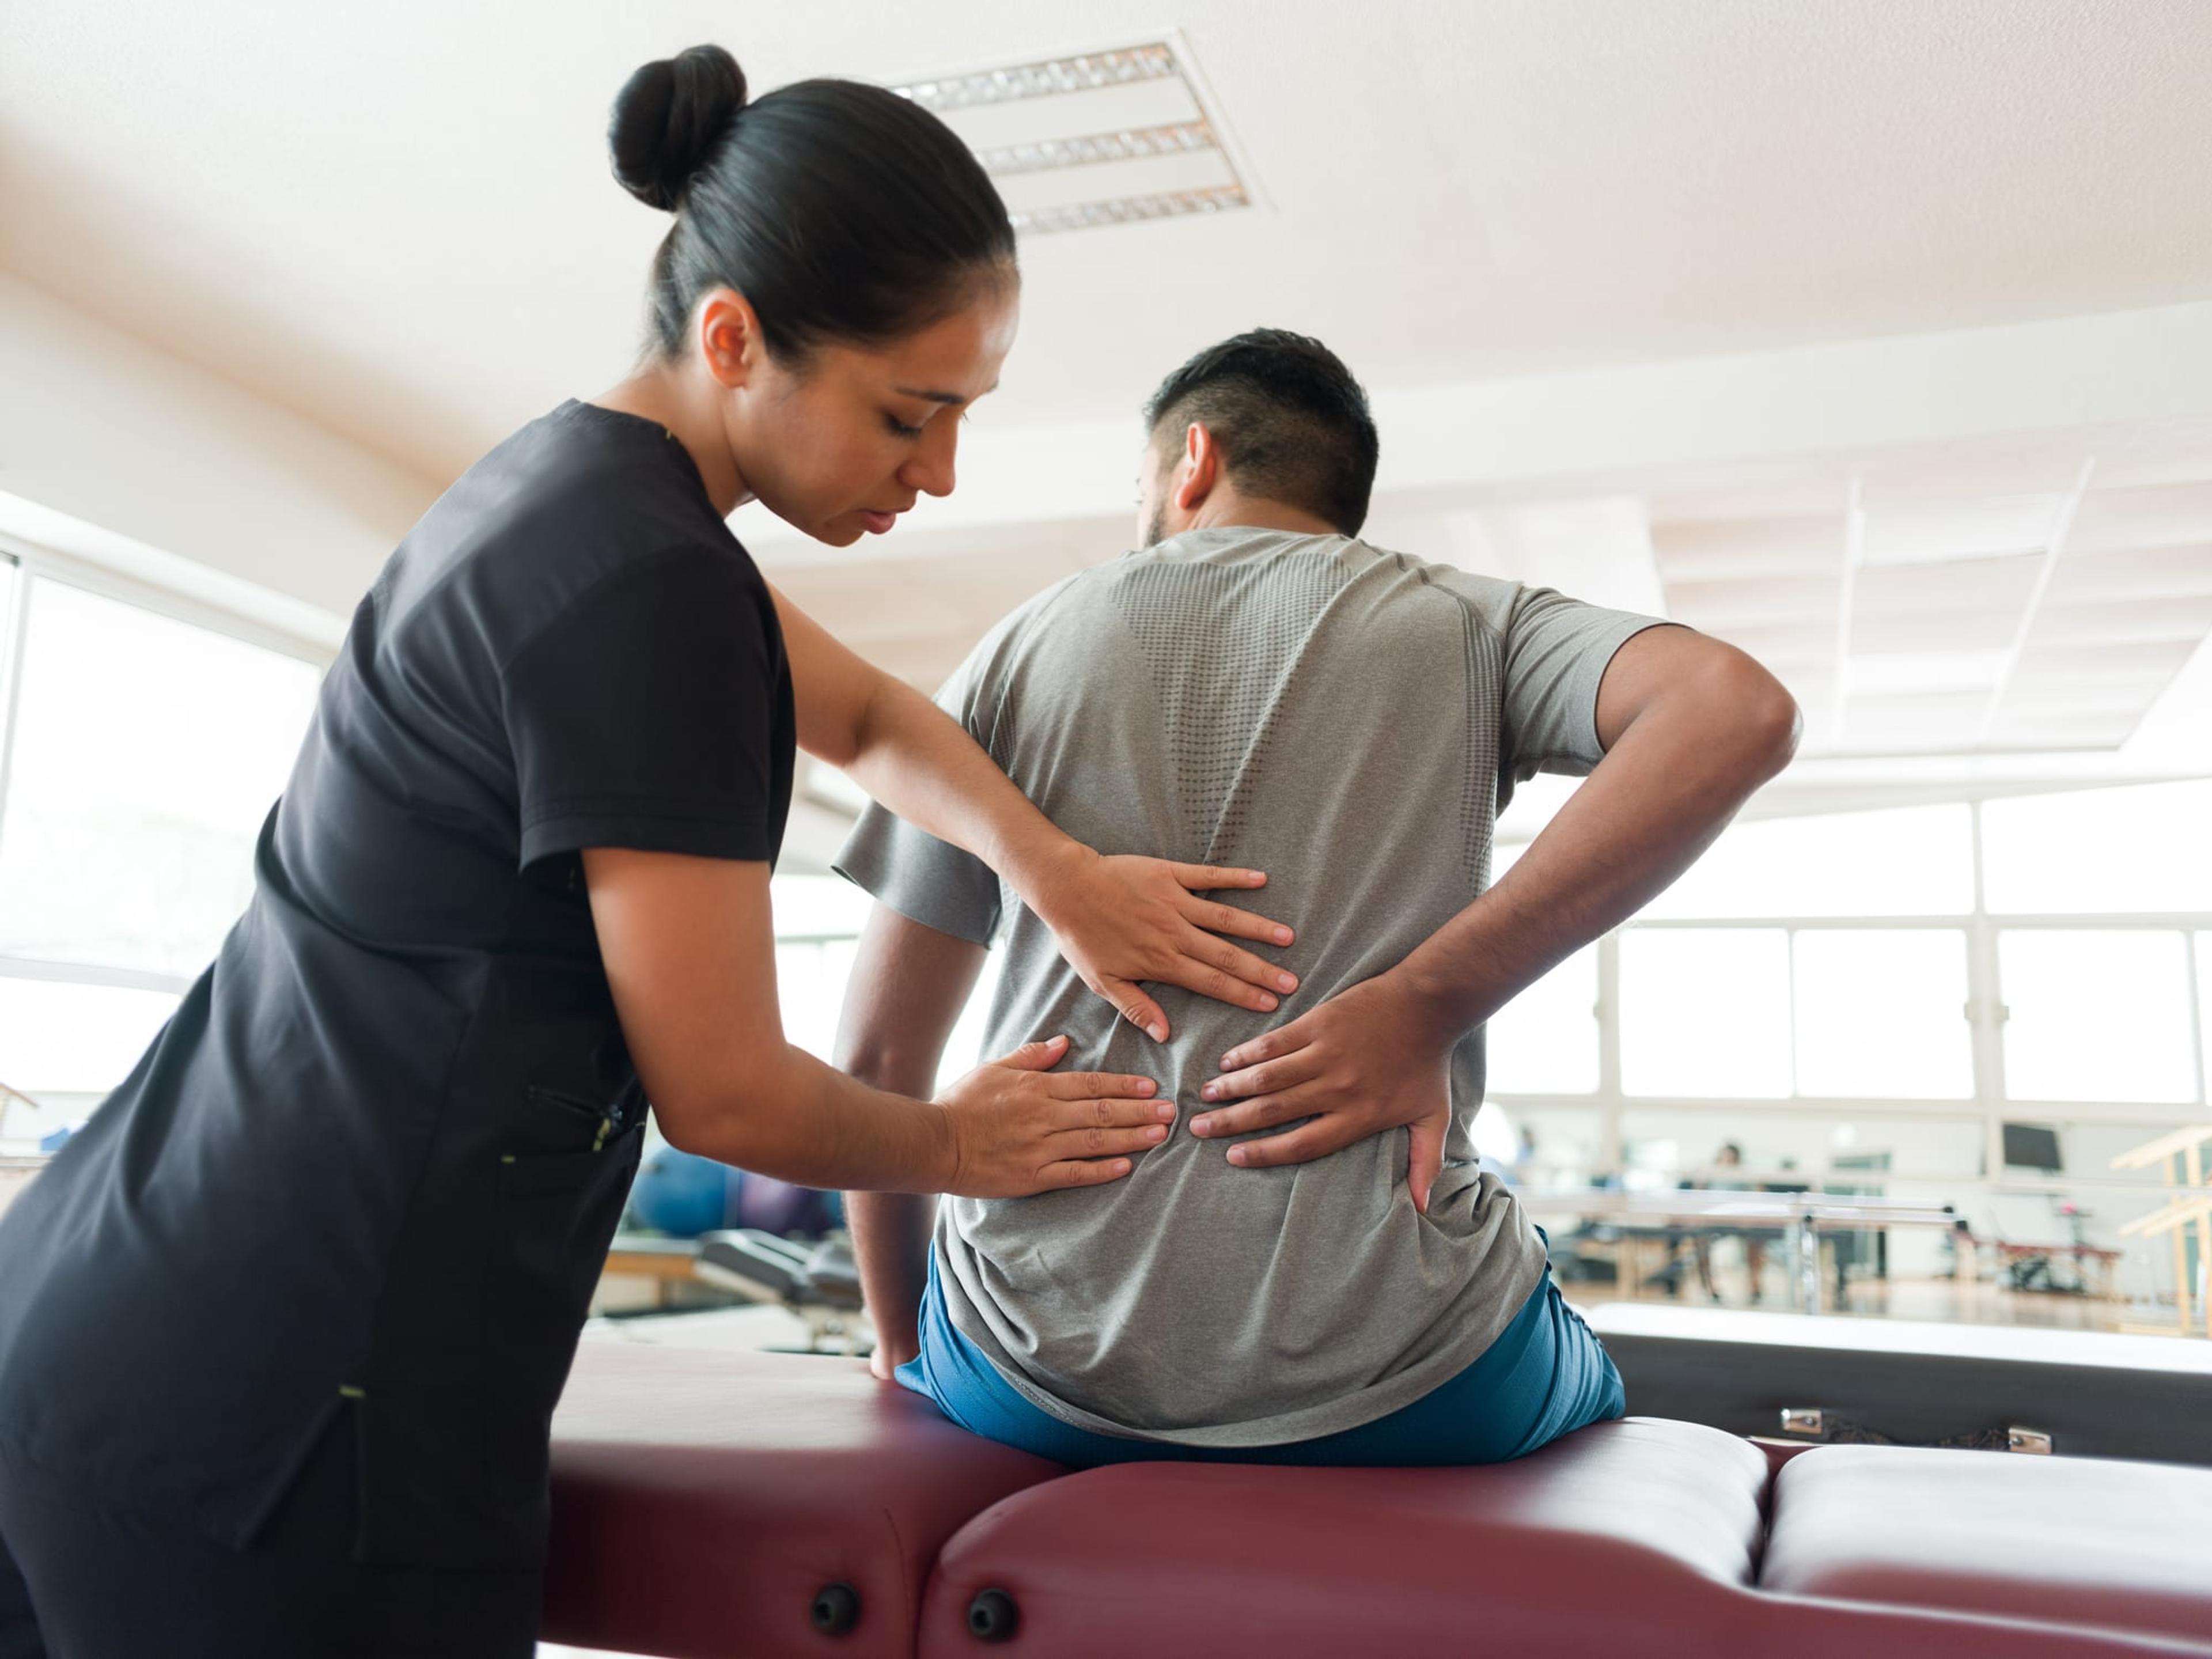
[1347,539,1525,621]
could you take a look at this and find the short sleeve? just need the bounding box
[505,546,787,869]
[833,652,1004,948]
[1499,587,1674,781]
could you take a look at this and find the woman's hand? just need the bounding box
[1187,974,1457,1213]
[1024,845,1299,1041]
[935,1033,1177,1198]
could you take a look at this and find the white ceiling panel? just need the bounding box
[2006,637,2203,688]
[1846,604,2026,654]
[2044,542,2212,601]
[1983,711,2145,750]
[2085,419,2212,490]
[1993,681,2178,722]
[1649,514,1844,580]
[1852,551,2043,618]
[1639,469,1851,528]
[1664,574,1844,632]
[1839,691,1994,751]
[1853,442,2090,505]
[1847,649,2011,696]
[2067,482,2212,553]
[1699,621,1835,672]
[1858,495,2070,565]
[2022,594,2212,648]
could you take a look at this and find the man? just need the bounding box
[832,329,1798,1465]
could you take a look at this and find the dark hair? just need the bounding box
[1142,328,1380,535]
[608,46,1017,361]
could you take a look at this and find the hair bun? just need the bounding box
[609,45,748,211]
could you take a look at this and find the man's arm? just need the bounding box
[1189,625,1800,1207]
[832,902,989,1378]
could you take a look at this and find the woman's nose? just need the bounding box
[902,419,959,499]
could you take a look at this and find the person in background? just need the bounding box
[1694,1141,1770,1302]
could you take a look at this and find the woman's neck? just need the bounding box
[593,363,749,517]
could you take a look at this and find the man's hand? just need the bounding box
[1025,846,1300,1041]
[1187,974,1459,1213]
[935,1033,1177,1198]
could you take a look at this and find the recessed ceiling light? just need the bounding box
[893,39,1257,236]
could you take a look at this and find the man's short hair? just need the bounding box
[1142,329,1380,536]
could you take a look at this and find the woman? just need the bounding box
[0,46,1297,1657]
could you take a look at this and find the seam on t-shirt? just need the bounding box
[1400,555,1513,888]
[969,571,1089,774]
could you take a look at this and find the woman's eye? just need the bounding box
[884,414,925,439]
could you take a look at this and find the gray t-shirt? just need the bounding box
[837,528,1665,1445]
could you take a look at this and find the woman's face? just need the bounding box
[726,281,1019,547]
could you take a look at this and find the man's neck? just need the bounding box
[1181,492,1343,539]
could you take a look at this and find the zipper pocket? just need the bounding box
[525,1084,623,1152]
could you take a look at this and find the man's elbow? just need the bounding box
[835,1030,942,1100]
[1706,648,1801,781]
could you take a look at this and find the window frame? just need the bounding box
[0,539,336,1066]
[1491,797,2212,1195]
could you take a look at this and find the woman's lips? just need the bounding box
[859,510,897,535]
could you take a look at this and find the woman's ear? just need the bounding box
[695,288,765,389]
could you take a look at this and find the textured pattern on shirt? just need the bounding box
[838,527,1665,1447]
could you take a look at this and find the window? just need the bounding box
[0,566,323,1121]
[1619,929,1793,1097]
[0,978,180,1099]
[766,873,1004,1092]
[1981,782,2212,915]
[1638,804,1974,919]
[1998,930,2197,1104]
[2199,933,2212,1098]
[0,577,321,978]
[770,876,874,1063]
[1486,944,1599,1094]
[1791,931,1972,1099]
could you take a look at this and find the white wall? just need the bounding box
[0,274,442,644]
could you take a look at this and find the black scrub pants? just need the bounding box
[0,1416,541,1659]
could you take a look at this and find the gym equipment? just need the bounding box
[694,1229,870,1354]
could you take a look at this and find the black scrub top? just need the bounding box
[0,401,793,1565]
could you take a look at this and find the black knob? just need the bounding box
[967,1587,1020,1642]
[810,1581,861,1636]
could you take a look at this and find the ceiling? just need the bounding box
[7,1,2212,486]
[771,416,2212,782]
[7,0,2212,867]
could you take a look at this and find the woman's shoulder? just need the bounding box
[380,402,755,660]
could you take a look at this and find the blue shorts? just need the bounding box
[896,1249,1626,1469]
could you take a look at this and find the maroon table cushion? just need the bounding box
[918,1417,1772,1659]
[1763,1445,2212,1649]
[544,1343,1062,1659]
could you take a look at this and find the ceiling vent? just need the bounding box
[893,39,1256,234]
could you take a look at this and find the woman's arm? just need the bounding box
[772,587,1299,1040]
[585,848,1175,1195]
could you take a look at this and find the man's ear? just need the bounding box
[695,288,765,390]
[1176,421,1222,512]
